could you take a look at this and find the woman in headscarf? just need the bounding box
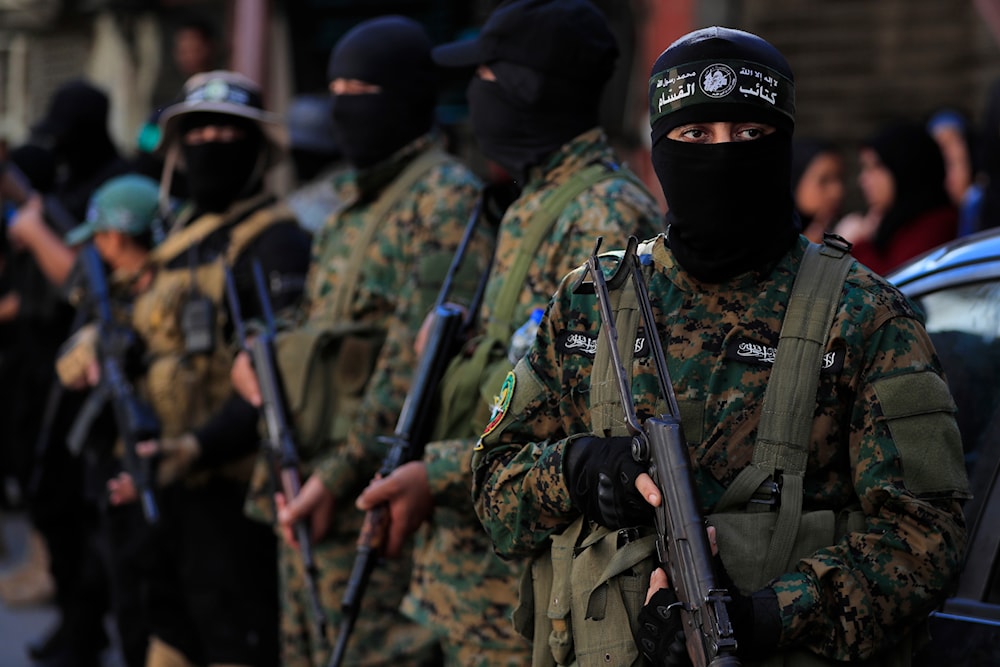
[791,137,845,243]
[833,121,957,275]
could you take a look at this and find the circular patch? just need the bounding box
[481,371,516,439]
[699,63,737,98]
[203,79,231,102]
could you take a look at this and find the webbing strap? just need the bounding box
[329,149,450,322]
[715,239,854,588]
[485,162,616,342]
[714,239,853,513]
[150,192,274,265]
[590,254,636,437]
[756,240,854,472]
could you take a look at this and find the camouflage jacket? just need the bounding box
[410,128,663,644]
[472,234,970,661]
[301,135,487,497]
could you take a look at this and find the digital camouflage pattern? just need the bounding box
[279,134,489,667]
[408,128,664,655]
[472,234,969,662]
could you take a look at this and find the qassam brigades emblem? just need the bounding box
[480,371,516,440]
[700,63,737,98]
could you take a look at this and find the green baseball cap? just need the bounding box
[66,174,161,246]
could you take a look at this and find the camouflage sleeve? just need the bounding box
[423,439,477,515]
[315,164,486,496]
[471,270,592,558]
[544,177,662,298]
[771,313,969,661]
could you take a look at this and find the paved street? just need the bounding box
[0,511,123,667]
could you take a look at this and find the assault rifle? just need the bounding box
[224,260,328,644]
[0,160,79,235]
[327,197,494,667]
[574,236,740,667]
[76,244,160,523]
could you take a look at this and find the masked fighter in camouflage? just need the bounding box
[230,15,491,667]
[353,1,663,665]
[472,26,969,667]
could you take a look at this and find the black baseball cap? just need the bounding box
[432,0,617,80]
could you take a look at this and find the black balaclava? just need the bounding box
[179,112,265,213]
[467,60,604,180]
[326,16,436,170]
[648,27,800,283]
[864,122,951,251]
[33,81,119,184]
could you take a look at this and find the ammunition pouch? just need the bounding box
[433,334,512,441]
[273,321,386,461]
[514,516,655,667]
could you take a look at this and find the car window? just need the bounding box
[915,282,1000,475]
[912,280,1000,606]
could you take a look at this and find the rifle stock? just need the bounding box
[576,236,739,667]
[224,261,328,644]
[327,197,492,667]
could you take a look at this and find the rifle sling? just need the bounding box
[485,162,625,342]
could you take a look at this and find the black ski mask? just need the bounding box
[648,27,800,283]
[180,114,265,212]
[326,16,436,170]
[467,62,599,179]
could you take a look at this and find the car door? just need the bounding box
[890,241,1000,665]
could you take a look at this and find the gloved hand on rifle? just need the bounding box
[635,537,782,665]
[564,435,655,529]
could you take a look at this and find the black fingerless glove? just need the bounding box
[727,585,782,660]
[564,435,654,529]
[635,562,783,665]
[636,587,692,667]
[715,560,782,660]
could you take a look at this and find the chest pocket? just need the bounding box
[274,321,386,461]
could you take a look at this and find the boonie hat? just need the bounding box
[432,0,617,80]
[156,70,288,166]
[65,174,161,246]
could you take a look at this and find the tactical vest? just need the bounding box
[434,162,647,442]
[132,194,292,439]
[520,237,917,667]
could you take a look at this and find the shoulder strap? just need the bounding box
[486,162,617,341]
[224,203,297,265]
[755,237,854,470]
[716,236,854,589]
[329,148,450,322]
[150,193,274,265]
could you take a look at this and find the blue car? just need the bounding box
[887,229,1000,665]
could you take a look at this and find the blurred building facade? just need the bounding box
[1,0,999,204]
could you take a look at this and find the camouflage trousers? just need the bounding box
[279,529,440,667]
[439,641,531,666]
